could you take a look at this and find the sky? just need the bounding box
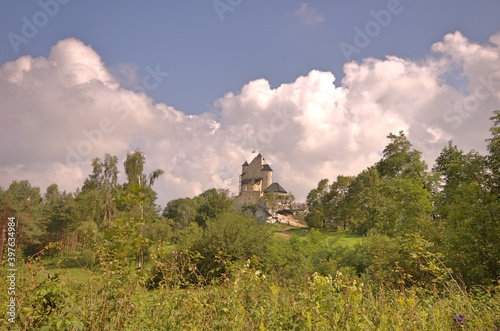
[1,0,500,206]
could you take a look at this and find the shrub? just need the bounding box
[191,211,273,284]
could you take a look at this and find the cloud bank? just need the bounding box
[1,32,500,205]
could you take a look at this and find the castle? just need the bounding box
[234,153,287,207]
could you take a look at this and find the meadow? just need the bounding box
[1,226,498,331]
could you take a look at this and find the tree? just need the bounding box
[43,184,74,253]
[71,188,104,246]
[194,188,234,227]
[433,142,483,222]
[486,109,500,194]
[3,180,45,256]
[80,154,119,229]
[163,197,201,229]
[329,175,355,230]
[121,149,164,220]
[376,131,427,180]
[378,176,434,237]
[433,140,499,284]
[373,132,434,237]
[347,167,386,235]
[305,176,356,229]
[305,179,330,228]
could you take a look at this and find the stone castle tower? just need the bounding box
[234,153,287,207]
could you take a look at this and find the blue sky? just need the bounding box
[1,1,500,204]
[2,1,500,115]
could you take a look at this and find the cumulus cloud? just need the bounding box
[294,3,325,26]
[1,32,500,205]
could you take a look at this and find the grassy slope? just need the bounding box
[273,223,364,247]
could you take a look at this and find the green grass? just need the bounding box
[335,232,364,247]
[14,263,498,331]
[273,224,364,247]
[2,228,498,330]
[12,257,95,286]
[43,263,94,284]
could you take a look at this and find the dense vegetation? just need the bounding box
[0,111,499,330]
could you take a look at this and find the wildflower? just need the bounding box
[130,303,135,309]
[452,314,465,324]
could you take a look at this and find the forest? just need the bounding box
[0,110,499,330]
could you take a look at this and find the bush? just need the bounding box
[150,211,274,286]
[79,249,96,269]
[143,219,174,243]
[191,211,273,284]
[262,229,343,285]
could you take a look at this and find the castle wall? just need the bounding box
[263,171,272,190]
[234,190,262,208]
[242,154,264,180]
[236,153,275,207]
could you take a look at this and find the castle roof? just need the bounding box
[262,164,273,171]
[264,182,287,194]
[242,161,249,166]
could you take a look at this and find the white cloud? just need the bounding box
[294,3,325,26]
[110,63,140,88]
[1,32,500,206]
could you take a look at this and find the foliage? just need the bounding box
[190,211,273,284]
[162,196,201,229]
[487,109,500,193]
[143,218,174,243]
[434,141,500,284]
[119,149,164,220]
[81,154,119,229]
[17,273,84,330]
[43,184,74,248]
[91,216,151,330]
[2,259,499,330]
[305,178,330,228]
[376,130,427,179]
[2,180,46,256]
[194,188,234,227]
[347,167,386,235]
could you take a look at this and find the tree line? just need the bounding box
[0,149,166,257]
[305,110,500,285]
